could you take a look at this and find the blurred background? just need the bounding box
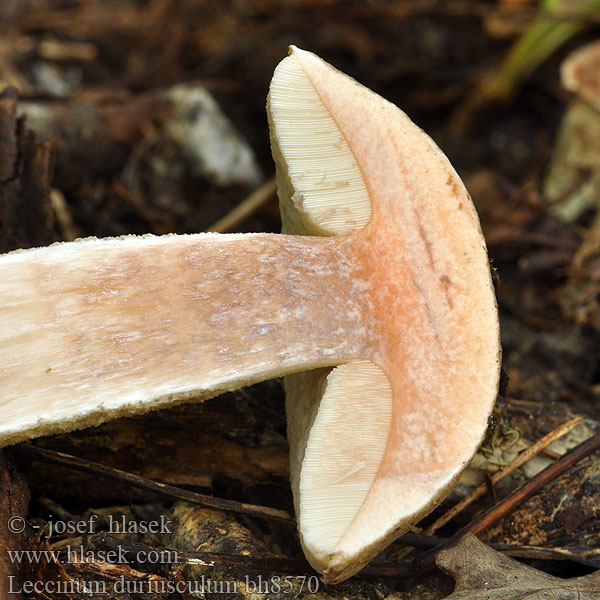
[2,2,600,598]
[0,0,597,238]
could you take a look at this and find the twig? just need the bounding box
[493,543,600,568]
[112,179,174,234]
[38,39,98,62]
[205,177,276,233]
[424,415,584,534]
[50,188,82,241]
[12,444,293,523]
[69,556,168,585]
[415,433,600,571]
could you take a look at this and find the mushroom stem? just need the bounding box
[0,232,371,447]
[0,45,501,584]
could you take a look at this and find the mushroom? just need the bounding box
[544,39,600,222]
[561,39,600,113]
[0,47,500,582]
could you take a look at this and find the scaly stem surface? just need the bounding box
[0,233,372,446]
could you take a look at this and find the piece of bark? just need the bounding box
[47,502,412,599]
[164,503,273,557]
[160,503,396,600]
[0,450,31,599]
[0,86,57,252]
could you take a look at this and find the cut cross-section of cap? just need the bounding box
[268,46,500,582]
[0,46,499,584]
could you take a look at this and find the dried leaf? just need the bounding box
[437,533,600,599]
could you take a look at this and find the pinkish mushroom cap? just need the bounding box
[0,47,500,582]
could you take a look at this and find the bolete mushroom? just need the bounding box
[544,38,600,222]
[561,39,600,113]
[0,47,500,582]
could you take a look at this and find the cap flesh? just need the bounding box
[268,46,501,582]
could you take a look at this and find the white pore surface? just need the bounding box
[298,360,392,568]
[269,52,371,235]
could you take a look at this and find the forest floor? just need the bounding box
[1,1,600,599]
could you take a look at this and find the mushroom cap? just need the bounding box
[561,39,600,112]
[268,47,501,582]
[0,45,500,585]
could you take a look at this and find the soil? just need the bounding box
[1,1,600,599]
